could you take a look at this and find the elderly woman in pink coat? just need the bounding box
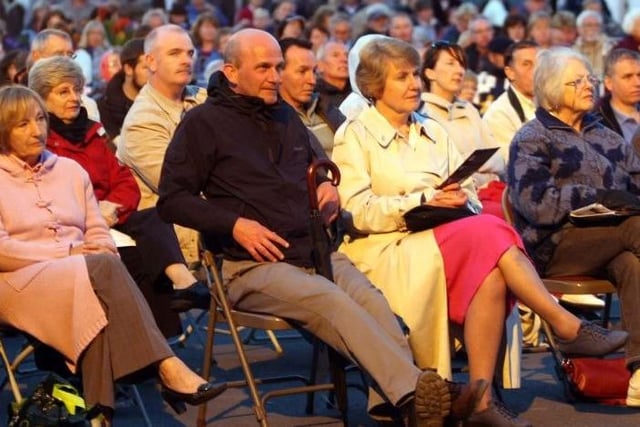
[0,86,222,425]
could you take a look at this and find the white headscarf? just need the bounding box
[339,34,392,120]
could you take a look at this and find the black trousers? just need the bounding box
[115,208,185,337]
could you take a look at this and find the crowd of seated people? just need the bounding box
[2,1,640,425]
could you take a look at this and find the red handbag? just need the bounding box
[562,357,631,405]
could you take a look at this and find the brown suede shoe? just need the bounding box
[445,379,489,423]
[411,370,451,427]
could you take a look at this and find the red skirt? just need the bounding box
[434,214,522,324]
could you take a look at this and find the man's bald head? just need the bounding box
[224,29,279,68]
[222,29,284,104]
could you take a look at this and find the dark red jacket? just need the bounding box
[46,121,141,224]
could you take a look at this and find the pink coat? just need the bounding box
[0,151,113,370]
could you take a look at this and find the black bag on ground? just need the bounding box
[403,205,476,232]
[8,372,90,427]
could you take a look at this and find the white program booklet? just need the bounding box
[569,203,640,226]
[109,228,136,247]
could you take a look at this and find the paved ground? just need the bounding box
[2,313,640,427]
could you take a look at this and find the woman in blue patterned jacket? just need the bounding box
[508,46,640,408]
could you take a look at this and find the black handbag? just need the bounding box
[8,373,90,427]
[403,205,476,232]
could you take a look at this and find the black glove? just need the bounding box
[595,189,640,210]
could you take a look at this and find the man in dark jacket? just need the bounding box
[97,38,147,143]
[157,28,480,427]
[315,40,351,112]
[279,38,345,158]
[596,48,640,144]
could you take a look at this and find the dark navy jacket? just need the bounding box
[158,71,321,268]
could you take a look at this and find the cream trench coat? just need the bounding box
[334,107,521,386]
[333,107,481,378]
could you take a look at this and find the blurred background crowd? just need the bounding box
[0,0,637,106]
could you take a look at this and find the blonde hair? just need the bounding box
[356,38,420,101]
[0,85,48,153]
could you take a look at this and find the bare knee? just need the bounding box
[477,268,508,302]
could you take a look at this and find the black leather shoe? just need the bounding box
[170,281,210,312]
[161,382,227,414]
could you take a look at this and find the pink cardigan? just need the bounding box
[0,151,113,370]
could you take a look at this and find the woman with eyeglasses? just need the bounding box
[508,47,640,408]
[419,41,505,217]
[333,38,627,427]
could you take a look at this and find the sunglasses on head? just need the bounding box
[430,40,455,49]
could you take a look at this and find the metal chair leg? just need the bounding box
[129,384,153,427]
[0,338,22,402]
[210,263,269,426]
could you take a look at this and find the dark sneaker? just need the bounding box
[170,281,211,312]
[556,321,628,356]
[446,379,488,423]
[412,370,451,427]
[463,400,532,427]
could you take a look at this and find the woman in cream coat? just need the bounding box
[332,38,627,427]
[419,41,504,216]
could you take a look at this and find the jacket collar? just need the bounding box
[0,150,57,177]
[207,71,286,124]
[421,92,468,117]
[535,107,602,132]
[141,82,203,124]
[315,78,350,96]
[357,106,435,149]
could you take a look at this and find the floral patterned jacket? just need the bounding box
[507,107,640,271]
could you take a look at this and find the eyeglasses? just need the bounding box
[52,50,77,59]
[564,74,600,88]
[51,86,83,98]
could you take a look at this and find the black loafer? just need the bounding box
[170,281,211,312]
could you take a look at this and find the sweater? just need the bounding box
[507,108,640,270]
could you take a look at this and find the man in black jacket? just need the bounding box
[97,38,147,144]
[315,41,351,112]
[157,28,481,427]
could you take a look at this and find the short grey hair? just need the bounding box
[534,47,592,111]
[623,8,640,35]
[78,20,110,50]
[28,56,85,100]
[141,8,168,28]
[144,24,188,55]
[30,29,71,55]
[576,10,602,28]
[316,40,346,61]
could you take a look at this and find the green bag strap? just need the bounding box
[51,383,86,415]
